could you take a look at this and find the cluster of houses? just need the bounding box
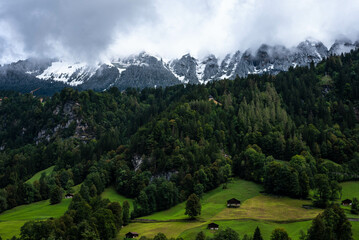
[124,198,241,239]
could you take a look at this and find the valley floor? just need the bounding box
[1,178,358,240]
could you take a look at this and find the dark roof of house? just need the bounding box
[342,199,352,203]
[208,223,219,228]
[126,232,139,235]
[227,198,241,204]
[65,193,74,196]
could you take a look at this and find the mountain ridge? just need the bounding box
[1,39,358,93]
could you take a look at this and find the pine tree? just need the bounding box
[123,200,130,225]
[351,197,359,214]
[253,226,263,240]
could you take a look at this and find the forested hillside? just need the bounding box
[0,49,359,239]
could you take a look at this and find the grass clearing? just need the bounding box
[352,221,359,239]
[213,195,322,221]
[25,166,55,184]
[0,199,71,239]
[139,179,262,221]
[340,181,359,200]
[179,220,312,240]
[119,221,205,239]
[101,187,134,211]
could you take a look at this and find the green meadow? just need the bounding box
[139,179,262,221]
[119,179,328,240]
[101,187,135,211]
[340,181,359,200]
[25,166,55,184]
[2,176,359,240]
[0,199,71,239]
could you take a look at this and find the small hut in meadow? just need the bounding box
[227,198,241,208]
[125,232,139,238]
[208,222,219,230]
[342,199,352,206]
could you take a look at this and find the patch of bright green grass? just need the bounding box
[214,195,322,221]
[179,220,312,240]
[71,183,83,193]
[351,221,359,239]
[0,199,71,239]
[139,179,262,221]
[340,181,359,200]
[101,187,134,211]
[25,166,55,184]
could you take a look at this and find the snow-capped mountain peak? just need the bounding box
[1,39,358,92]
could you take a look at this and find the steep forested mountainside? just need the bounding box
[0,49,359,239]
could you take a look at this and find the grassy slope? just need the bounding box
[101,187,135,211]
[340,181,359,200]
[180,220,312,240]
[139,179,262,221]
[0,199,71,239]
[214,195,321,221]
[119,179,326,239]
[25,166,55,184]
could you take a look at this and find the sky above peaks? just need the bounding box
[0,0,359,63]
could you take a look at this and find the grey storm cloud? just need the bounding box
[1,0,359,63]
[0,0,156,62]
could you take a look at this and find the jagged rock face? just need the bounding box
[329,39,357,56]
[115,52,181,89]
[0,39,358,92]
[198,54,219,83]
[169,54,198,84]
[291,40,328,67]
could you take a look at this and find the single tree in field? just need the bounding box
[196,231,206,240]
[123,200,130,225]
[253,226,264,240]
[50,185,62,205]
[213,228,239,240]
[270,228,291,240]
[185,193,201,219]
[153,233,167,240]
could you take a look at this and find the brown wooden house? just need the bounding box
[125,232,139,239]
[227,198,241,208]
[208,222,219,230]
[342,199,352,206]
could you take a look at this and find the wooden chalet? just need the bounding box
[208,95,222,105]
[208,222,219,230]
[227,198,241,208]
[342,199,352,206]
[125,232,139,238]
[65,193,74,199]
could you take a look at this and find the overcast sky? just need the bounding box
[1,0,359,63]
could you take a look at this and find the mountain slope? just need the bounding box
[0,39,358,93]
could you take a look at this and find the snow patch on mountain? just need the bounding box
[37,61,97,86]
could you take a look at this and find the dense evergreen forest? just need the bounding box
[0,49,359,239]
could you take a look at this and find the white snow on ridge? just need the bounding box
[196,60,206,84]
[37,61,97,86]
